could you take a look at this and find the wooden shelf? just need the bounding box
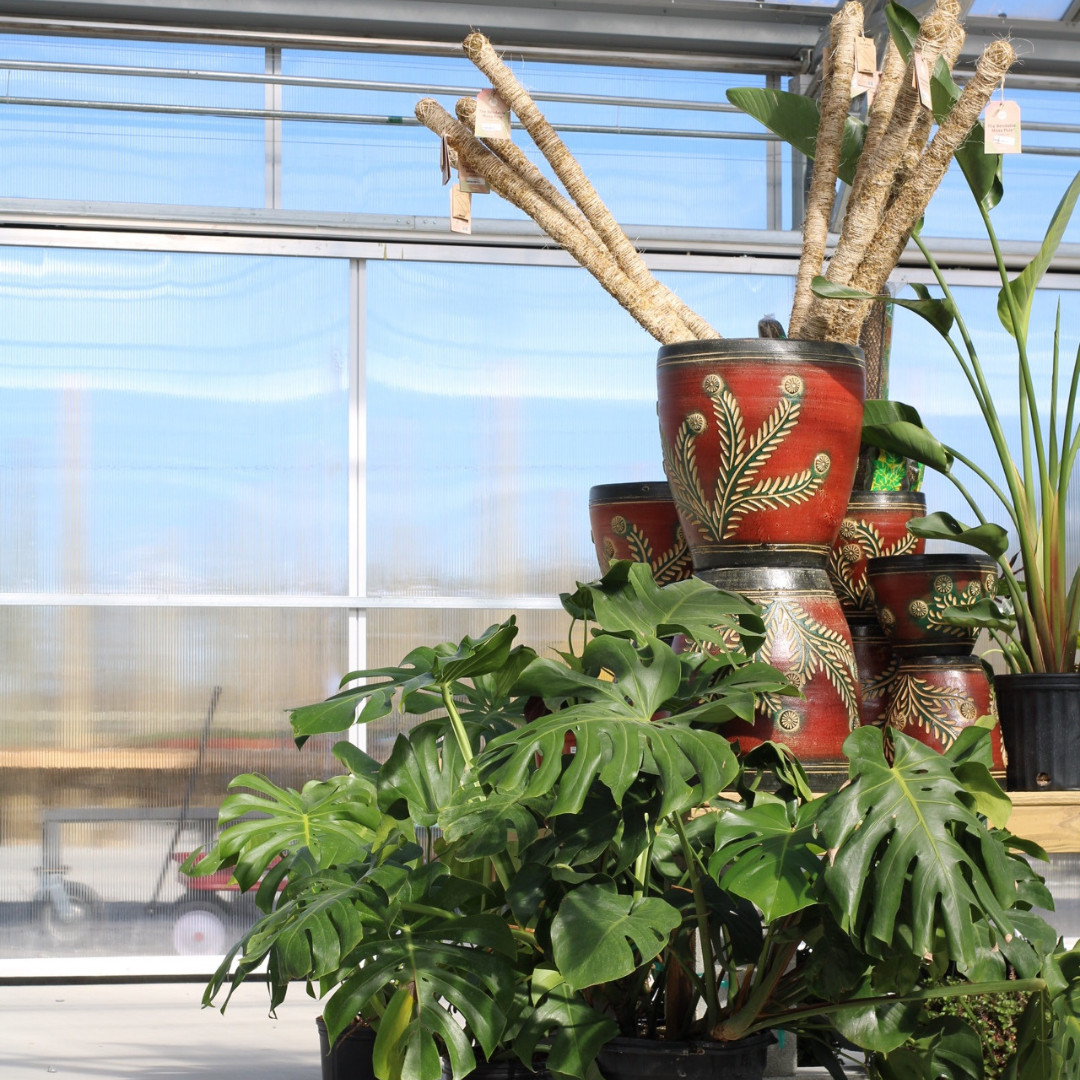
[1007,792,1080,854]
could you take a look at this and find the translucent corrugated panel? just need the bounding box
[921,90,1080,244]
[0,606,345,958]
[1037,854,1080,940]
[363,607,575,762]
[366,260,795,599]
[889,282,1080,566]
[0,247,349,594]
[0,35,265,207]
[281,51,770,229]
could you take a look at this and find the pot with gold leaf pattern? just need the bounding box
[657,339,865,570]
[588,482,692,585]
[849,621,900,729]
[696,563,861,786]
[884,656,1007,778]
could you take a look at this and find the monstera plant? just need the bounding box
[187,563,1080,1080]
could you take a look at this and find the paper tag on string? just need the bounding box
[450,184,472,234]
[984,100,1022,154]
[913,52,933,110]
[474,89,511,139]
[439,135,451,185]
[457,167,490,194]
[851,70,878,98]
[866,70,882,108]
[855,36,877,74]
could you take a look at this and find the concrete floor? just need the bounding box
[0,982,325,1079]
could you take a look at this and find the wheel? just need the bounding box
[39,880,105,949]
[172,901,229,955]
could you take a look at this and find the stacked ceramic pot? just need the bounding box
[862,554,1009,778]
[655,339,866,787]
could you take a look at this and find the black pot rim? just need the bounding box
[866,553,997,574]
[599,1031,776,1054]
[845,490,927,509]
[589,481,673,504]
[896,655,987,670]
[656,337,864,368]
[996,672,1080,688]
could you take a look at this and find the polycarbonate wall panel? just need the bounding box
[0,606,345,958]
[365,260,793,600]
[363,608,573,762]
[281,51,770,228]
[0,35,264,207]
[0,247,350,594]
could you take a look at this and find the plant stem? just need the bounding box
[943,445,1020,534]
[670,812,719,1032]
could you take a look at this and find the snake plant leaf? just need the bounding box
[816,728,1017,970]
[571,560,766,652]
[811,277,956,337]
[998,168,1080,339]
[907,511,1010,559]
[873,1016,984,1080]
[482,636,740,817]
[708,799,823,921]
[549,883,681,990]
[514,976,619,1079]
[180,773,383,890]
[725,87,866,186]
[861,400,954,474]
[885,0,1002,211]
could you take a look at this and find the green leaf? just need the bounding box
[514,978,618,1079]
[861,400,953,474]
[180,773,383,890]
[937,596,1016,633]
[333,740,382,784]
[816,727,1017,970]
[726,87,866,186]
[570,560,765,653]
[874,1016,984,1080]
[811,277,956,338]
[709,800,823,921]
[482,636,740,818]
[907,511,1009,559]
[377,719,467,826]
[999,168,1080,339]
[831,980,922,1053]
[955,760,1013,829]
[550,883,681,990]
[374,985,415,1080]
[438,780,548,860]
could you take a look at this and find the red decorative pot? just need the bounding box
[696,564,860,785]
[657,339,865,569]
[588,482,692,584]
[849,621,900,729]
[884,656,1006,778]
[865,553,999,657]
[828,492,926,621]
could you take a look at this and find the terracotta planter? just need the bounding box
[696,565,860,783]
[657,339,865,569]
[588,481,692,584]
[884,656,1007,777]
[849,621,900,729]
[865,553,999,657]
[996,673,1080,791]
[828,492,926,621]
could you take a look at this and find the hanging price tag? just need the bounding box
[851,69,878,98]
[984,100,1022,154]
[458,167,490,194]
[855,36,877,74]
[439,135,451,186]
[450,184,472,234]
[913,51,933,110]
[474,89,511,139]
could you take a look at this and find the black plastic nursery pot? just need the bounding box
[596,1033,775,1080]
[996,673,1080,791]
[442,1058,551,1080]
[317,1016,377,1080]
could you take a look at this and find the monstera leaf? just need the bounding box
[872,1016,984,1079]
[290,619,519,743]
[549,883,682,990]
[816,728,1017,970]
[322,913,518,1080]
[562,560,765,653]
[438,779,550,861]
[180,772,384,891]
[480,635,740,817]
[709,796,824,921]
[377,718,469,826]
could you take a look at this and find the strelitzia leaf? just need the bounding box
[999,167,1080,339]
[907,511,1009,559]
[811,277,956,337]
[938,596,1015,632]
[861,400,953,474]
[550,883,681,990]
